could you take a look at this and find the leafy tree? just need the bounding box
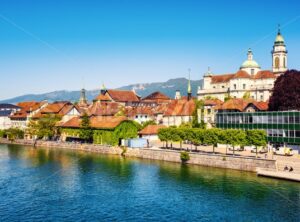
[246,130,267,158]
[79,113,93,143]
[269,69,300,111]
[179,122,193,129]
[192,99,206,128]
[4,128,24,141]
[141,120,156,129]
[191,129,204,151]
[0,130,5,138]
[223,129,247,155]
[113,121,139,142]
[27,115,61,140]
[203,128,220,153]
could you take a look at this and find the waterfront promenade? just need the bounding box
[1,138,300,182]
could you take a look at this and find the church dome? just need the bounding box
[240,48,260,69]
[275,33,284,43]
[240,59,260,68]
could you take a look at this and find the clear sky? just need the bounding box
[0,0,300,100]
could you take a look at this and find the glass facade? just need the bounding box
[216,111,300,145]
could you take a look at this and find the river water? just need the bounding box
[0,144,299,222]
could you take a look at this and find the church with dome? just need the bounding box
[198,28,288,102]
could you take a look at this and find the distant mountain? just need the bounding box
[0,78,203,104]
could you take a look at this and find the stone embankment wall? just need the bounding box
[0,139,276,172]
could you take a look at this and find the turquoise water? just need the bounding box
[0,144,299,222]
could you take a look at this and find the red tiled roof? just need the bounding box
[215,98,268,112]
[107,89,140,102]
[253,70,276,79]
[142,91,170,101]
[153,103,169,114]
[16,101,46,112]
[215,98,253,112]
[204,99,223,106]
[32,102,75,119]
[87,102,122,116]
[60,116,127,129]
[210,70,276,83]
[10,101,46,119]
[139,125,166,135]
[232,70,251,79]
[211,74,235,83]
[125,106,154,117]
[95,93,112,101]
[164,99,195,116]
[250,101,269,111]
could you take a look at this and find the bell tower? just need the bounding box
[272,25,287,75]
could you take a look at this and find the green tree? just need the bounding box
[27,115,61,139]
[192,99,206,128]
[113,121,138,143]
[246,130,267,158]
[79,113,93,143]
[192,129,204,151]
[223,129,247,155]
[4,128,24,141]
[141,120,156,129]
[203,128,220,154]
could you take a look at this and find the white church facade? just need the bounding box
[198,29,288,102]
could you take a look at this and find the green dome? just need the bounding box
[275,34,284,44]
[240,60,260,69]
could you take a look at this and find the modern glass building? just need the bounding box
[216,111,300,147]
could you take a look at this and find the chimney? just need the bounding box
[175,90,181,100]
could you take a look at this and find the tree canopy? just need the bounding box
[269,69,300,111]
[27,115,61,139]
[79,113,93,142]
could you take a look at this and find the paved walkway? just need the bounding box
[150,141,300,174]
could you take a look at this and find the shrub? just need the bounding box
[180,151,190,163]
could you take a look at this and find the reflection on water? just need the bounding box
[0,144,300,222]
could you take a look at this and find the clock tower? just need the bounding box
[272,26,288,76]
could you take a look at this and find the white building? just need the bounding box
[0,104,21,130]
[198,29,287,102]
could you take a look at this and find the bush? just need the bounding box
[4,128,24,141]
[0,130,5,138]
[180,151,190,162]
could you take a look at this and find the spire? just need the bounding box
[204,66,212,77]
[187,68,192,100]
[274,24,285,45]
[247,48,253,61]
[100,82,107,95]
[187,68,191,94]
[78,88,88,107]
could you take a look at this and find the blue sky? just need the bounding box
[0,0,300,100]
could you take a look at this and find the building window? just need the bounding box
[207,109,211,114]
[234,84,237,90]
[251,69,254,75]
[283,57,286,68]
[222,85,224,88]
[275,57,280,69]
[243,84,246,89]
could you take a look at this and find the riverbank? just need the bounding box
[0,138,278,173]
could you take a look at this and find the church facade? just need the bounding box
[198,29,288,102]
